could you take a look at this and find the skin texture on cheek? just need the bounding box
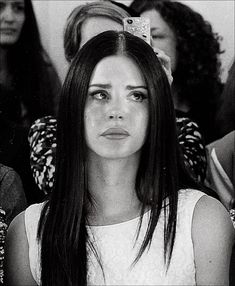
[84,100,148,159]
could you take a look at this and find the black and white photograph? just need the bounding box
[0,0,234,285]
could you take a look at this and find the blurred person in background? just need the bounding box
[215,60,235,139]
[130,0,223,144]
[206,60,235,212]
[0,0,61,204]
[205,59,235,286]
[0,0,61,129]
[0,163,26,225]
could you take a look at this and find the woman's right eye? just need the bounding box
[151,33,165,40]
[12,3,25,13]
[0,3,6,11]
[89,91,109,101]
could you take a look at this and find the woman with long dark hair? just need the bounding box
[5,31,234,285]
[0,0,61,129]
[28,1,207,200]
[0,0,61,203]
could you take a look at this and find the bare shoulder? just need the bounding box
[5,211,37,286]
[193,195,234,237]
[192,195,234,285]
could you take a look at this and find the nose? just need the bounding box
[1,5,15,22]
[108,113,123,120]
[107,98,126,121]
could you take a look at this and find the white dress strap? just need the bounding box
[24,203,44,285]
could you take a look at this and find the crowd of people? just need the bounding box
[0,0,234,285]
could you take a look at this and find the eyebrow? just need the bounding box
[126,85,147,90]
[151,27,161,32]
[89,84,111,89]
[89,84,147,90]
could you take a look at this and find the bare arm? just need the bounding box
[192,195,235,285]
[4,212,37,286]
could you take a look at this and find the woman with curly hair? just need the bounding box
[130,0,223,144]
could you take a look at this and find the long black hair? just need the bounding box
[6,0,59,124]
[38,31,199,285]
[130,0,223,143]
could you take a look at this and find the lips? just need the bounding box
[0,28,16,34]
[101,128,129,140]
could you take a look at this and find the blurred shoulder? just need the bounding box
[192,195,234,240]
[5,210,38,285]
[192,195,234,284]
[0,163,15,178]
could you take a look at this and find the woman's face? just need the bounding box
[85,55,149,159]
[0,0,25,46]
[141,9,177,71]
[80,16,122,48]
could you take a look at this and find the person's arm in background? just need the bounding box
[0,165,27,225]
[193,195,234,285]
[4,212,37,286]
[206,130,235,210]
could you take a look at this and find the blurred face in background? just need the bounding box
[141,9,177,71]
[0,0,25,46]
[80,16,122,48]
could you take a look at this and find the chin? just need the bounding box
[94,148,140,160]
[0,36,19,46]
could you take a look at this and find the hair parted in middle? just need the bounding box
[38,31,198,285]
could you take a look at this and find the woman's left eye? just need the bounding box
[130,92,148,102]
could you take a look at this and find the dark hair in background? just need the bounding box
[38,31,199,285]
[7,0,58,122]
[130,0,223,143]
[109,0,139,16]
[216,60,235,138]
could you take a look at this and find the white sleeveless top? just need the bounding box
[25,189,205,285]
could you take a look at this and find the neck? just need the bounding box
[87,151,142,225]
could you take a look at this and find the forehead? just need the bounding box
[80,16,122,47]
[141,9,172,32]
[90,55,146,85]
